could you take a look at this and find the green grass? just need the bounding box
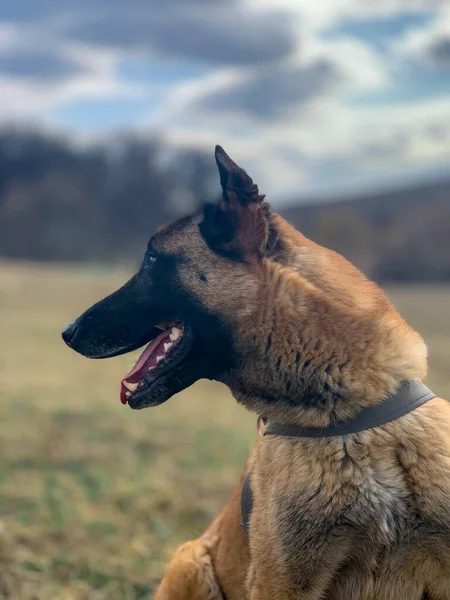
[0,260,449,598]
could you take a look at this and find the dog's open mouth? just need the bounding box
[120,322,188,407]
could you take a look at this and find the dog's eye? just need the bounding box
[143,253,157,269]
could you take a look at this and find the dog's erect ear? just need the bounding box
[201,146,273,258]
[215,145,264,207]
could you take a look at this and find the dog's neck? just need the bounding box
[227,235,428,428]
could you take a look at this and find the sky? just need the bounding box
[0,0,449,202]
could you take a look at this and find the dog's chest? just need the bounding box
[253,435,411,546]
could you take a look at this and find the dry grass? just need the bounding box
[0,260,449,599]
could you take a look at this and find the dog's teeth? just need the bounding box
[123,381,138,392]
[156,355,164,364]
[125,391,132,398]
[164,342,173,353]
[169,327,181,342]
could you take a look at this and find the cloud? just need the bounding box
[0,33,141,121]
[0,20,139,118]
[62,6,295,67]
[425,35,450,65]
[0,0,295,68]
[193,59,343,119]
[395,6,450,66]
[0,0,227,22]
[0,49,86,82]
[158,33,386,129]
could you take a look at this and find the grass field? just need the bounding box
[1,260,450,599]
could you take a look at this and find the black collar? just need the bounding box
[241,380,435,533]
[264,380,435,439]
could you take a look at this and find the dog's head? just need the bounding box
[62,146,275,409]
[63,146,427,419]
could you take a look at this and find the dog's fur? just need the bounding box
[65,146,450,599]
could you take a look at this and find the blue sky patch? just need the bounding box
[322,12,434,52]
[50,97,154,130]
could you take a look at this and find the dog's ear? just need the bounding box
[200,146,273,258]
[215,145,264,207]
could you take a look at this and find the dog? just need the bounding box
[63,145,450,599]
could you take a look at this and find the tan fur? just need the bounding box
[150,148,450,599]
[154,538,225,600]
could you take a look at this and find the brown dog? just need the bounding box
[64,146,450,599]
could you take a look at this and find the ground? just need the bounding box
[0,261,449,599]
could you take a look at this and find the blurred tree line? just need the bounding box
[0,127,217,263]
[0,126,449,281]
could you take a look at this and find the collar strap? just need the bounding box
[264,381,435,439]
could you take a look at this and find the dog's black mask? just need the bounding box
[62,236,234,409]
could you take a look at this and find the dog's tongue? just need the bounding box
[120,329,171,405]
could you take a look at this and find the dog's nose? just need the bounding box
[62,321,78,346]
